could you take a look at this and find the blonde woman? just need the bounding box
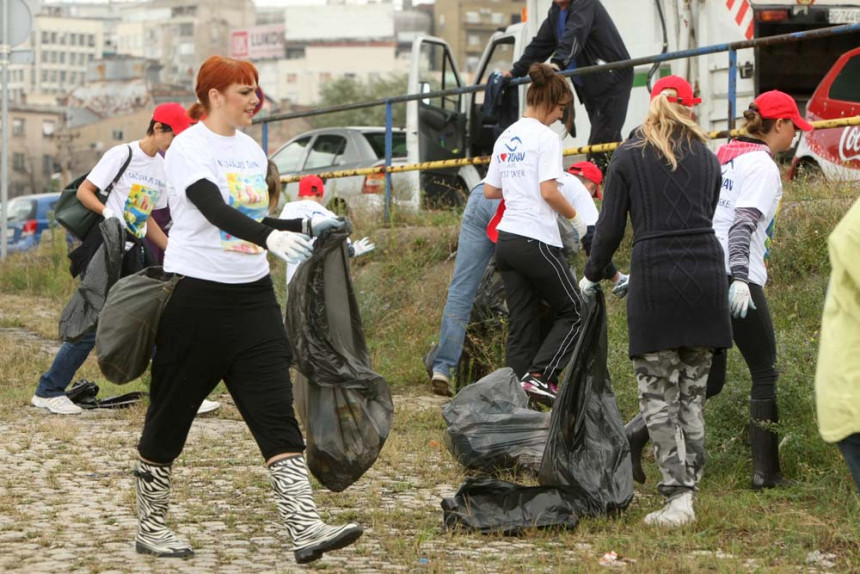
[580,76,731,527]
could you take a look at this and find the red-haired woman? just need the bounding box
[133,56,360,563]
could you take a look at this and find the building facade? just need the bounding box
[4,105,65,198]
[434,0,524,75]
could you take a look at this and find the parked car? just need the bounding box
[269,127,416,214]
[4,192,61,253]
[790,46,860,181]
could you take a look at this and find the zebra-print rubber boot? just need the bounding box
[269,455,362,564]
[133,460,194,558]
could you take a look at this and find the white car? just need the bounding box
[269,127,415,214]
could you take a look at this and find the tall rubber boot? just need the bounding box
[625,412,650,484]
[750,398,787,490]
[134,460,194,557]
[269,455,363,564]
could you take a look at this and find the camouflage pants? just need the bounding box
[633,347,714,499]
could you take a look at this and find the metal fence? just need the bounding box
[254,23,860,222]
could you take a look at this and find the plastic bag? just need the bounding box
[441,477,580,535]
[286,222,394,492]
[96,266,183,384]
[442,368,550,472]
[538,291,634,516]
[59,218,125,342]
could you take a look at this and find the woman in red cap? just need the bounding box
[132,56,361,563]
[580,75,731,527]
[707,90,811,489]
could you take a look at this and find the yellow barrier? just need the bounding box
[279,116,860,184]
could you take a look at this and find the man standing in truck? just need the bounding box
[504,0,633,172]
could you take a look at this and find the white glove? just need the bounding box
[350,237,375,258]
[569,213,588,246]
[266,231,313,264]
[305,216,345,238]
[612,272,629,299]
[729,279,757,319]
[101,206,120,221]
[579,276,600,301]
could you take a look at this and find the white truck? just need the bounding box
[404,0,860,208]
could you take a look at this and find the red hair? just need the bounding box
[188,56,259,121]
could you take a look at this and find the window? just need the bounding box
[60,71,66,83]
[417,41,462,110]
[491,12,505,25]
[475,36,516,85]
[305,135,348,170]
[271,136,311,174]
[59,33,66,45]
[50,32,57,44]
[88,34,95,47]
[13,152,26,171]
[8,197,35,220]
[70,34,77,46]
[286,46,305,60]
[468,34,482,46]
[42,31,49,43]
[12,118,24,137]
[59,52,65,64]
[179,23,194,36]
[829,56,860,103]
[41,51,47,63]
[42,120,55,137]
[51,51,57,63]
[286,73,297,83]
[51,70,58,82]
[465,11,480,23]
[112,129,124,141]
[41,70,48,82]
[42,154,54,176]
[364,131,408,159]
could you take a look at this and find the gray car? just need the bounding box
[269,127,412,214]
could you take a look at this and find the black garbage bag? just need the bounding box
[286,221,394,492]
[65,378,147,410]
[59,218,124,342]
[442,368,550,472]
[441,477,580,534]
[538,291,633,516]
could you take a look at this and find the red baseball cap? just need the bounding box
[152,102,193,135]
[568,161,603,199]
[650,75,702,107]
[298,174,325,197]
[752,90,813,131]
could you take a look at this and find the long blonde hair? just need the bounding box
[633,94,709,170]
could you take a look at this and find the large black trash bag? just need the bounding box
[538,291,633,516]
[441,477,579,534]
[442,368,550,472]
[286,221,394,492]
[59,218,125,342]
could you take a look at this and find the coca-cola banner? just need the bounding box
[230,24,285,61]
[839,126,860,163]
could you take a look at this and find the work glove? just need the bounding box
[579,276,600,302]
[728,279,757,319]
[265,230,313,264]
[349,237,375,258]
[101,206,120,221]
[612,272,629,299]
[304,216,345,238]
[569,213,588,247]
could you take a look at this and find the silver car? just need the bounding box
[269,127,412,214]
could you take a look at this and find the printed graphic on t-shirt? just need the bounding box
[496,136,528,179]
[763,199,781,263]
[123,183,160,238]
[222,172,269,253]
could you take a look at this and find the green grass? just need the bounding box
[0,179,858,571]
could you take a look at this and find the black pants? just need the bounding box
[137,275,305,464]
[583,74,633,172]
[495,231,582,382]
[706,282,777,400]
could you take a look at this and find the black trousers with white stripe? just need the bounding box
[495,231,583,382]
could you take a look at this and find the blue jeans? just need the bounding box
[34,329,96,398]
[838,433,860,493]
[432,185,500,378]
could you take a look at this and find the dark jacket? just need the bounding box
[584,133,732,357]
[510,0,631,100]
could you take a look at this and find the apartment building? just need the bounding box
[5,105,64,198]
[435,0,524,75]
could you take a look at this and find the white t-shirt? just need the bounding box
[713,151,782,286]
[279,199,336,285]
[484,117,564,247]
[88,141,168,239]
[558,172,599,226]
[164,122,271,284]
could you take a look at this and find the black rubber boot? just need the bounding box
[750,398,788,490]
[625,413,650,484]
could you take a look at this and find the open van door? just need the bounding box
[407,37,477,208]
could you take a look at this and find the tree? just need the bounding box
[312,74,408,129]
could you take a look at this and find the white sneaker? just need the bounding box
[644,491,695,527]
[31,394,83,415]
[197,399,221,415]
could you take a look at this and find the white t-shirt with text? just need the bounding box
[713,150,782,286]
[484,117,564,247]
[558,172,599,226]
[164,122,271,284]
[88,141,168,239]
